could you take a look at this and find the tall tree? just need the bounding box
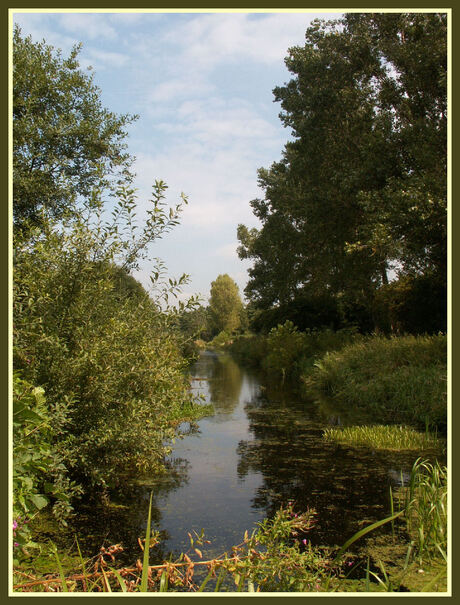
[209,274,244,334]
[238,13,447,323]
[13,25,137,227]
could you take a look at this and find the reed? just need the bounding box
[323,424,442,451]
[400,458,447,563]
[13,460,447,593]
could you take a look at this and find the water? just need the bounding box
[71,350,442,565]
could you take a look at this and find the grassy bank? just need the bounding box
[228,328,446,433]
[305,334,447,432]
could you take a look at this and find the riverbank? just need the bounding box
[14,457,447,593]
[228,329,447,434]
[13,350,448,593]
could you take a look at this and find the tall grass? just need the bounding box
[323,425,443,451]
[306,335,447,431]
[400,458,447,563]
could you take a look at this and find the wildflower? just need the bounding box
[14,542,19,547]
[13,520,18,530]
[302,539,307,545]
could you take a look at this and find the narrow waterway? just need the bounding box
[71,350,441,565]
[146,350,419,559]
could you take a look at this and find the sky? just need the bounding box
[13,10,342,305]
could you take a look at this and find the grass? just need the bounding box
[323,424,443,451]
[305,334,447,432]
[401,458,447,563]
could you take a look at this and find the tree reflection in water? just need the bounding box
[236,383,422,548]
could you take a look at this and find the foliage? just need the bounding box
[401,458,447,563]
[13,373,82,558]
[176,305,213,357]
[249,292,342,333]
[13,25,137,228]
[306,335,447,431]
[210,330,233,349]
[263,321,305,381]
[237,14,447,333]
[323,425,443,451]
[229,327,358,380]
[208,274,244,335]
[228,333,269,368]
[372,274,447,335]
[13,179,200,498]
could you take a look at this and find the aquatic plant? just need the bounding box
[323,424,443,451]
[13,458,448,593]
[399,458,447,563]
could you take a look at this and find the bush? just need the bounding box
[262,321,306,380]
[13,373,82,556]
[373,275,447,335]
[14,182,199,498]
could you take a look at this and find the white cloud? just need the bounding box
[160,13,316,69]
[85,48,130,69]
[148,77,214,104]
[216,242,238,259]
[57,13,117,41]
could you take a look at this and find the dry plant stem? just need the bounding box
[13,555,242,591]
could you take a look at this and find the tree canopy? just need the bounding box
[237,13,447,331]
[13,25,137,228]
[209,274,244,335]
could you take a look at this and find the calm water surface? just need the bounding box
[72,350,440,564]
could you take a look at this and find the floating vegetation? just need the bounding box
[323,425,442,451]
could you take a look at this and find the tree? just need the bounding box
[13,25,137,227]
[13,181,196,498]
[238,13,447,331]
[209,274,244,335]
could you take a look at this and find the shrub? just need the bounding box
[262,321,306,380]
[373,275,447,335]
[14,182,200,499]
[13,373,82,556]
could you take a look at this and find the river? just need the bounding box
[71,349,440,566]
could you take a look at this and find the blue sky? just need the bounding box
[13,10,341,304]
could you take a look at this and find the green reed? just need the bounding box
[401,458,447,563]
[323,424,442,451]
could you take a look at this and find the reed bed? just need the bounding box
[323,425,442,451]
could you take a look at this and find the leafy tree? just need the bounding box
[238,13,447,331]
[13,25,137,227]
[13,179,199,498]
[344,13,447,281]
[209,274,244,335]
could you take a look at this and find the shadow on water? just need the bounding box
[68,350,445,566]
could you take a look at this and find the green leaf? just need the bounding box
[29,493,49,510]
[140,491,153,592]
[333,510,404,563]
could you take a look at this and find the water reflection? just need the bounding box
[189,351,245,414]
[236,390,413,546]
[69,350,444,565]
